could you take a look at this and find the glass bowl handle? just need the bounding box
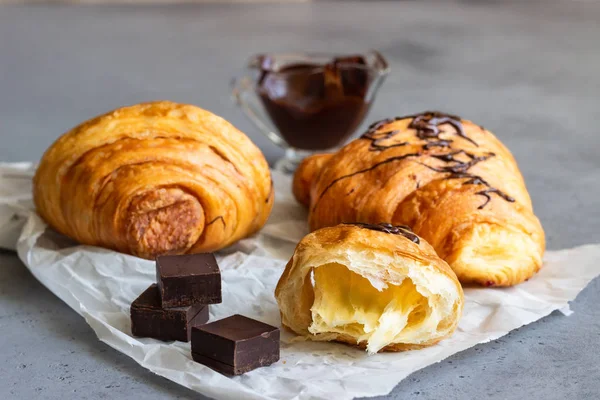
[231,75,289,149]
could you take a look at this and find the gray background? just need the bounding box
[1,1,599,399]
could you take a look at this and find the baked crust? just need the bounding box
[275,223,464,353]
[293,112,545,286]
[33,101,273,259]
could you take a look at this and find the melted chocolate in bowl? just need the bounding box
[257,56,374,150]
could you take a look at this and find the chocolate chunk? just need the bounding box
[333,55,368,98]
[156,253,222,308]
[191,314,280,375]
[130,284,209,342]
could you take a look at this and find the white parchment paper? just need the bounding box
[1,162,600,400]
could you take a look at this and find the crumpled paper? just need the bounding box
[1,162,600,400]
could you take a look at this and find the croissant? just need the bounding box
[275,223,464,353]
[293,112,545,287]
[33,101,274,259]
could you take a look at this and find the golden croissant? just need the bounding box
[293,112,545,287]
[33,101,274,259]
[275,223,464,353]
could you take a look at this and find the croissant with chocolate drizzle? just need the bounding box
[293,112,545,286]
[33,101,274,259]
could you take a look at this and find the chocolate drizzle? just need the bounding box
[416,149,515,209]
[410,111,478,147]
[360,111,476,152]
[206,216,226,228]
[362,129,407,151]
[423,139,452,150]
[447,173,516,209]
[313,152,421,208]
[424,150,494,174]
[314,111,516,211]
[361,119,407,151]
[345,222,420,244]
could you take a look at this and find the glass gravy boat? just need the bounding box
[232,51,389,173]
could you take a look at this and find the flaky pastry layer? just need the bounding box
[33,101,273,259]
[293,112,545,286]
[275,224,464,353]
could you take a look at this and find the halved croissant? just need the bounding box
[275,223,464,353]
[293,112,545,286]
[33,101,273,259]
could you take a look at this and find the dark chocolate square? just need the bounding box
[191,314,280,375]
[156,253,222,308]
[130,284,209,342]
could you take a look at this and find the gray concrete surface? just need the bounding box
[1,1,600,399]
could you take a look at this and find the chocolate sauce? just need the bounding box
[313,152,422,209]
[257,56,373,150]
[423,150,495,174]
[409,111,478,147]
[446,172,515,208]
[362,130,407,151]
[314,111,516,210]
[416,149,515,209]
[344,222,420,244]
[423,140,452,150]
[206,216,226,228]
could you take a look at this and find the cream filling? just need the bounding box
[308,262,451,354]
